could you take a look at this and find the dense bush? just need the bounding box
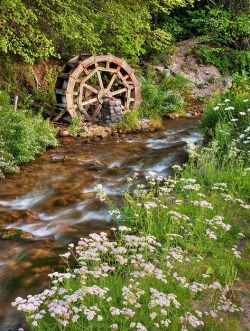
[0,91,58,178]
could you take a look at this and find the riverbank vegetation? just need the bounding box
[12,74,250,330]
[0,91,58,178]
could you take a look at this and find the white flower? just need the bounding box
[118,226,131,232]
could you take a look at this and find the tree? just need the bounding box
[0,0,196,64]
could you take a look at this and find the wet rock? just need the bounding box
[86,160,106,170]
[7,261,33,274]
[59,130,70,137]
[0,228,34,240]
[31,266,52,274]
[59,226,79,234]
[168,113,180,119]
[8,209,40,223]
[28,248,57,261]
[54,198,69,207]
[81,192,96,199]
[79,132,89,138]
[140,121,149,131]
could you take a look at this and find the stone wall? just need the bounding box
[101,98,123,125]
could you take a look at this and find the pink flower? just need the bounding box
[111,323,118,329]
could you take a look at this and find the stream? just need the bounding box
[0,117,202,331]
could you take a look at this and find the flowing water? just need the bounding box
[0,118,202,331]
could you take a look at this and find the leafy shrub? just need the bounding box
[139,71,191,118]
[118,110,140,131]
[161,7,208,41]
[0,91,58,177]
[194,46,250,74]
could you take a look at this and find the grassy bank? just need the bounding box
[0,91,58,178]
[12,78,250,330]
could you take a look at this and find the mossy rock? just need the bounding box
[0,228,34,240]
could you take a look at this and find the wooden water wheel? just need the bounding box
[54,54,141,122]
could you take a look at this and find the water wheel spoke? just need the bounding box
[82,83,99,94]
[107,72,118,91]
[125,89,131,109]
[82,67,99,84]
[97,71,104,90]
[111,88,127,97]
[92,103,102,120]
[82,97,98,106]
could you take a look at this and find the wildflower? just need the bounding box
[231,246,241,258]
[148,171,156,177]
[187,141,199,158]
[150,312,157,319]
[224,99,230,102]
[110,307,121,316]
[238,232,245,237]
[213,106,219,110]
[95,184,107,201]
[111,323,118,329]
[144,202,157,209]
[231,118,238,122]
[192,200,213,209]
[239,112,246,115]
[205,230,217,240]
[172,165,182,171]
[225,106,234,111]
[118,226,131,231]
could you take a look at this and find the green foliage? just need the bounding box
[194,46,250,74]
[68,117,83,134]
[201,74,250,161]
[118,110,139,131]
[203,9,250,49]
[160,7,208,41]
[0,0,55,63]
[0,91,58,177]
[207,0,250,14]
[0,0,196,64]
[139,70,192,118]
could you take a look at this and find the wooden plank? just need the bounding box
[52,109,67,122]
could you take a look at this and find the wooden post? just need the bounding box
[14,95,19,111]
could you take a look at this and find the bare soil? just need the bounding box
[169,39,226,98]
